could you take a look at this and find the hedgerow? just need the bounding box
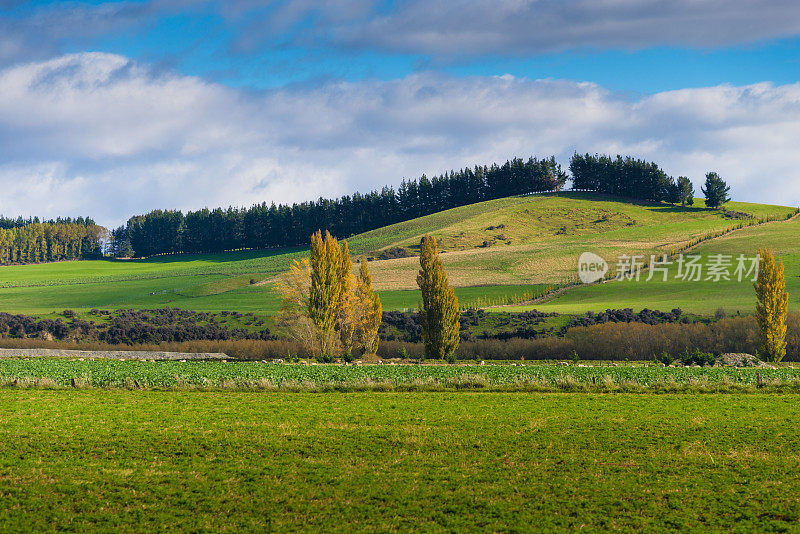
[0,308,275,345]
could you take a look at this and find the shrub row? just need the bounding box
[0,309,275,345]
[2,309,796,362]
[380,315,800,361]
[0,315,794,362]
[563,308,687,330]
[382,308,690,343]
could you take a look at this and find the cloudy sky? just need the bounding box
[1,0,800,226]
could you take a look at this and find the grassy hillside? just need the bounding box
[521,213,800,315]
[362,193,793,289]
[0,192,793,314]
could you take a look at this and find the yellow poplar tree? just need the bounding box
[337,240,356,355]
[308,230,343,357]
[417,236,460,362]
[276,257,325,357]
[354,256,382,355]
[755,248,789,362]
[279,232,384,360]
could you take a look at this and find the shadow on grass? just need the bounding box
[110,247,306,265]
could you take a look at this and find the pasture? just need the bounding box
[530,211,800,315]
[2,390,799,531]
[0,192,792,315]
[362,193,794,289]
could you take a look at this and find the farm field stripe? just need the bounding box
[2,360,800,392]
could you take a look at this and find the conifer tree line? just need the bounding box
[570,153,695,204]
[112,156,568,257]
[0,219,104,265]
[0,215,96,230]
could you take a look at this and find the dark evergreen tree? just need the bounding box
[666,181,681,205]
[676,176,695,206]
[569,153,678,203]
[701,172,731,209]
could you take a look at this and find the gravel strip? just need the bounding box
[0,348,228,361]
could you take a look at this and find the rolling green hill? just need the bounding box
[0,192,793,315]
[519,211,800,315]
[362,193,793,290]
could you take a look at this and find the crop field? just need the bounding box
[528,211,800,315]
[0,193,792,315]
[2,390,800,531]
[3,359,800,391]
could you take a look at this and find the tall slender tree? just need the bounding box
[755,248,789,362]
[276,257,325,357]
[279,234,383,359]
[308,230,343,357]
[417,236,460,362]
[336,240,356,355]
[354,257,382,355]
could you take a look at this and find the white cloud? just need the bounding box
[0,52,799,227]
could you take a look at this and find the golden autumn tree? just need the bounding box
[275,257,327,357]
[417,236,459,362]
[336,240,356,355]
[278,231,383,360]
[308,230,344,358]
[354,256,382,355]
[755,248,789,362]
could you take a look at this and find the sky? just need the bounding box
[1,0,799,227]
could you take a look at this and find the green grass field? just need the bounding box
[3,390,800,531]
[0,192,793,315]
[524,212,800,315]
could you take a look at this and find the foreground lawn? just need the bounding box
[2,391,800,531]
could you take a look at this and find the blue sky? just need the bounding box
[8,0,799,92]
[1,1,800,225]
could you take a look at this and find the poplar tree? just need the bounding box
[755,248,789,362]
[355,257,382,355]
[308,230,343,357]
[276,257,324,357]
[337,240,356,355]
[417,236,460,362]
[281,233,384,360]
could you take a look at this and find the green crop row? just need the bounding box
[1,359,799,391]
